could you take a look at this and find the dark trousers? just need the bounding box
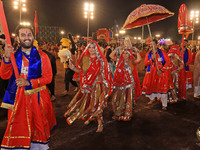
[0,77,9,98]
[65,68,78,91]
[47,76,55,96]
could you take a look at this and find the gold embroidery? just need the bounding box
[26,96,31,137]
[22,53,29,62]
[30,80,33,88]
[38,79,40,87]
[0,102,14,110]
[1,145,30,148]
[4,136,30,139]
[25,86,46,95]
[31,139,49,143]
[82,55,90,73]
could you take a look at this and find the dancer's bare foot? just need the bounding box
[147,100,154,105]
[84,120,90,125]
[194,96,200,99]
[196,143,200,147]
[112,116,116,120]
[74,87,78,92]
[96,124,103,133]
[162,106,167,110]
[60,90,68,96]
[174,98,179,102]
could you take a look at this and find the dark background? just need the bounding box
[2,0,200,41]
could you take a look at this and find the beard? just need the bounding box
[20,39,33,49]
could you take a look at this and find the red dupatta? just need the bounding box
[113,49,142,100]
[73,41,111,95]
[168,45,182,58]
[113,49,141,100]
[113,49,135,88]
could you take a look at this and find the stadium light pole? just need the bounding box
[13,0,27,23]
[84,2,94,43]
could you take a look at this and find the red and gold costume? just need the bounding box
[178,48,193,99]
[111,49,141,121]
[142,48,174,107]
[0,47,56,149]
[167,45,184,103]
[64,41,111,125]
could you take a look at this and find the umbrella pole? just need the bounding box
[182,34,184,53]
[142,25,144,51]
[146,17,159,70]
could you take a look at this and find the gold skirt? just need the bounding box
[64,83,108,125]
[111,86,135,121]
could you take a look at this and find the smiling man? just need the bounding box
[0,25,56,150]
[142,39,174,110]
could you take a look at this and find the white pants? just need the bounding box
[145,93,168,107]
[194,86,200,97]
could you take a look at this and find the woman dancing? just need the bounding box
[64,41,111,132]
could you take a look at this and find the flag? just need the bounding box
[34,10,38,36]
[115,20,119,33]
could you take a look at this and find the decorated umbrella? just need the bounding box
[122,4,174,68]
[178,4,194,51]
[0,1,19,78]
[122,4,174,29]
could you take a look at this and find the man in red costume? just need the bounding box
[142,39,174,110]
[0,25,56,150]
[178,39,193,100]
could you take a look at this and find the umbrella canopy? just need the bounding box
[178,4,194,35]
[122,4,174,29]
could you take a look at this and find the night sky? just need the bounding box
[2,0,200,41]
